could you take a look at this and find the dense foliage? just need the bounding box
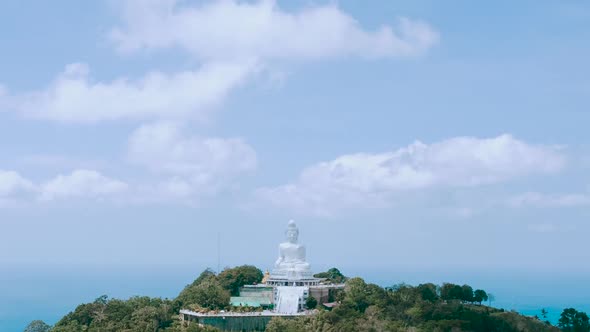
[558,308,590,332]
[313,267,348,284]
[50,295,176,332]
[217,265,264,296]
[24,320,51,332]
[266,278,561,332]
[31,266,585,332]
[305,296,318,310]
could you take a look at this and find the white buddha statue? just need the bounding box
[274,220,311,276]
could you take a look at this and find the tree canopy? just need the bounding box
[474,289,488,304]
[217,265,264,296]
[24,320,51,332]
[558,308,590,332]
[313,267,347,284]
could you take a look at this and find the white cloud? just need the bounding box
[256,134,566,215]
[0,169,128,203]
[110,0,438,60]
[509,192,590,208]
[5,61,254,123]
[0,170,36,197]
[0,84,11,115]
[2,1,438,125]
[127,122,257,197]
[40,170,128,201]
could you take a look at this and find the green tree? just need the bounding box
[50,321,84,332]
[128,303,173,332]
[306,296,318,309]
[473,289,488,305]
[461,284,474,303]
[417,283,439,302]
[558,308,590,332]
[313,268,347,284]
[217,265,263,296]
[265,317,307,332]
[192,268,217,286]
[94,294,108,305]
[343,277,371,313]
[177,279,230,310]
[173,269,218,312]
[52,295,175,332]
[440,283,463,301]
[24,320,51,332]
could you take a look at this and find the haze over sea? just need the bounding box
[2,265,588,332]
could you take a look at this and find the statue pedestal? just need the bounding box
[266,268,321,287]
[271,268,313,280]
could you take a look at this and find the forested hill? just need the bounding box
[26,266,586,332]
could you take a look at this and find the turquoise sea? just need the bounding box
[1,265,588,331]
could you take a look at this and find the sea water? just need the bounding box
[0,265,196,332]
[1,265,589,331]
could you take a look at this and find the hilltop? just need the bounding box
[27,266,579,332]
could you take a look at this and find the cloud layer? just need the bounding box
[127,122,257,199]
[2,1,438,126]
[40,170,128,201]
[257,135,566,215]
[111,0,439,60]
[0,169,127,202]
[4,62,254,123]
[0,170,35,197]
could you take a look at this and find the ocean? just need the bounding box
[1,265,588,331]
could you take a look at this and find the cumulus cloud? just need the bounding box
[0,170,36,197]
[256,134,566,215]
[110,0,438,60]
[127,122,257,197]
[509,192,590,208]
[0,169,128,203]
[4,61,254,123]
[40,170,128,201]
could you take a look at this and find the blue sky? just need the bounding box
[1,0,589,272]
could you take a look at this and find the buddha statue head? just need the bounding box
[286,220,299,244]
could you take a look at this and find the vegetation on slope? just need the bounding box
[313,267,348,284]
[28,266,588,332]
[48,266,261,332]
[266,277,561,332]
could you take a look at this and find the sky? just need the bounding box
[1,0,589,274]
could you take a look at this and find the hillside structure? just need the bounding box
[180,220,344,330]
